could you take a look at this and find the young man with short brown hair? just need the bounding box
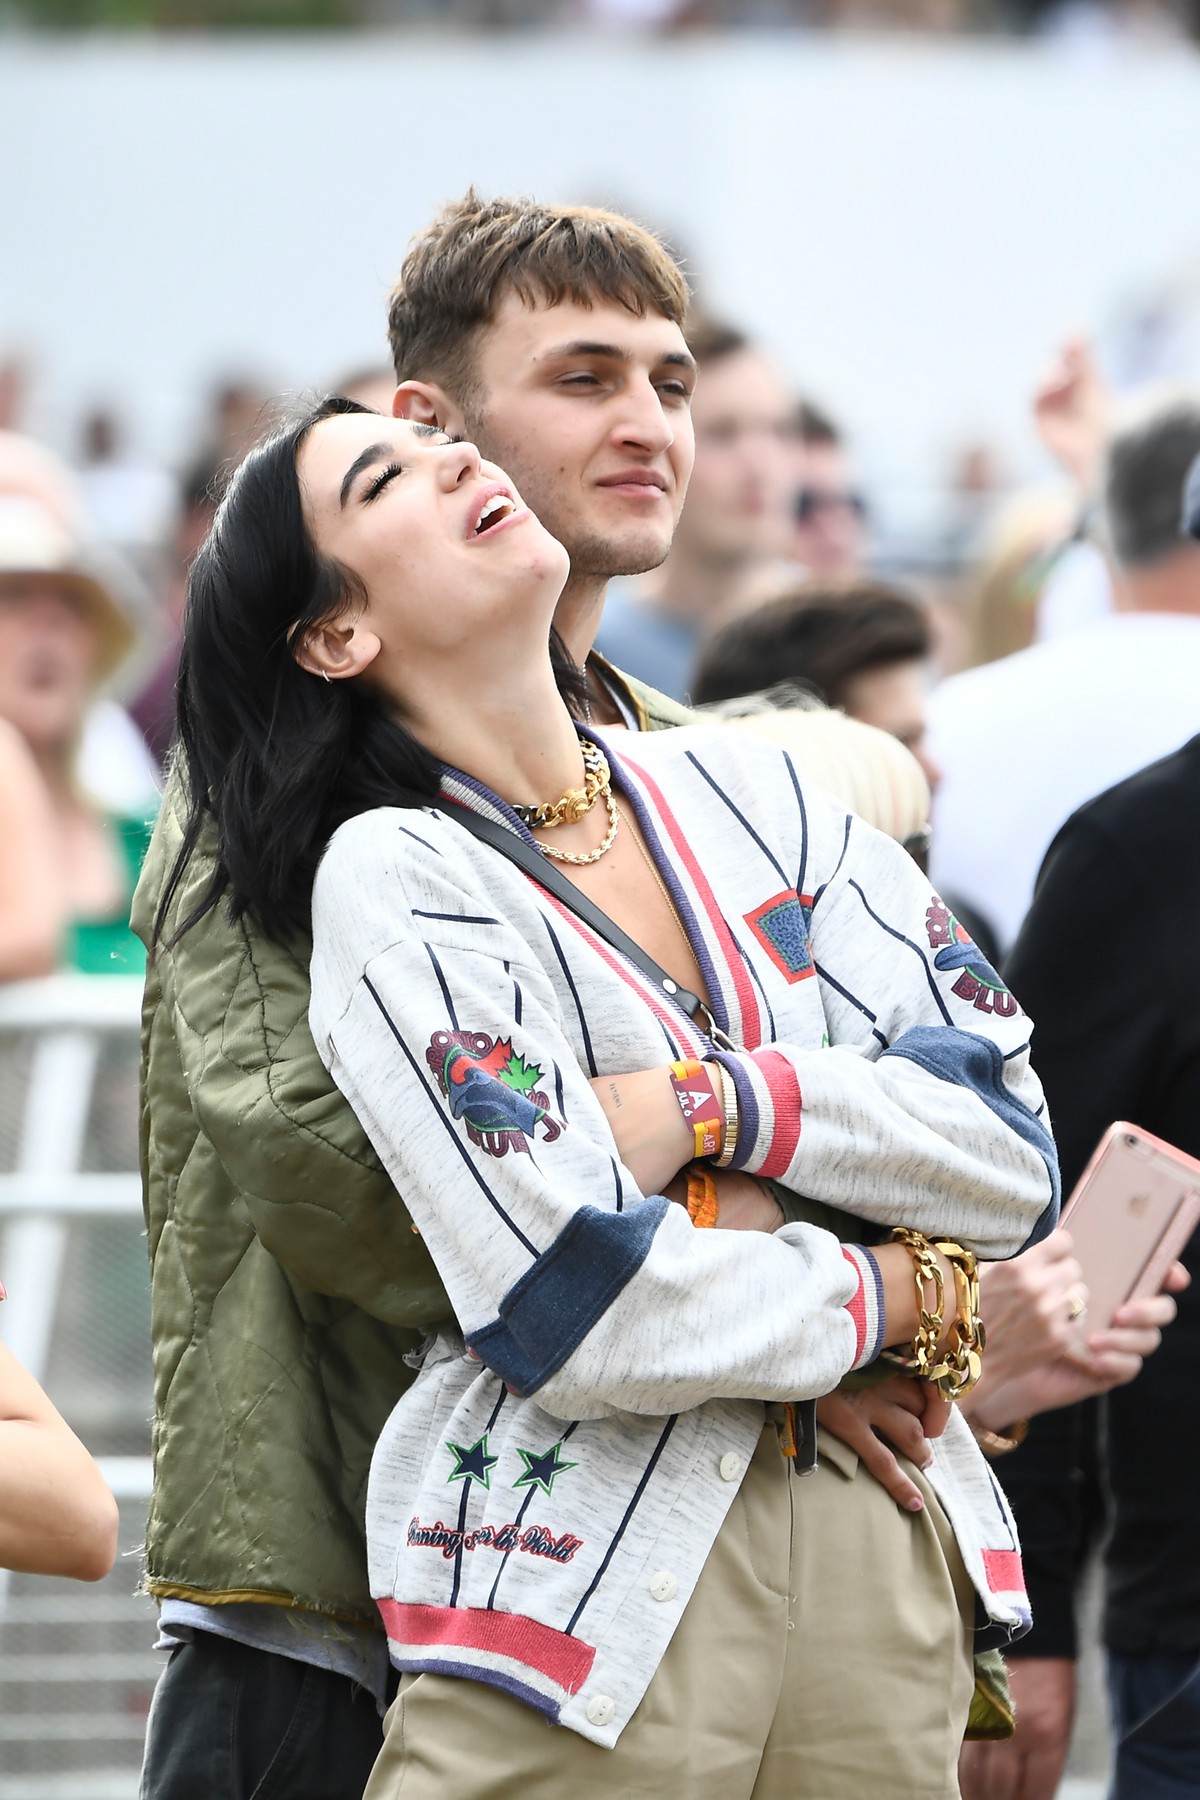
[388,189,697,726]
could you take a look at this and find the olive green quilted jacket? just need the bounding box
[133,670,693,1623]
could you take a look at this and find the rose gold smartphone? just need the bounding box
[1058,1121,1200,1331]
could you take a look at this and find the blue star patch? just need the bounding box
[745,891,815,984]
[513,1441,578,1497]
[446,1434,500,1489]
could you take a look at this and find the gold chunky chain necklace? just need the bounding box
[514,739,620,865]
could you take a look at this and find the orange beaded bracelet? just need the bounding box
[686,1166,720,1229]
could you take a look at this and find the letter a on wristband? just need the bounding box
[668,1058,723,1159]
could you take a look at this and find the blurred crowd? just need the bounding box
[0,311,1196,986]
[344,0,1200,41]
[0,296,1193,1003]
[7,0,1200,44]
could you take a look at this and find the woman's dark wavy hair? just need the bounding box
[157,394,586,947]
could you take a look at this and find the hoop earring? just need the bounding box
[321,671,331,685]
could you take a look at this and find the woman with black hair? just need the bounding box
[158,397,1058,1800]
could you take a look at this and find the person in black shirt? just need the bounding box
[970,733,1200,1800]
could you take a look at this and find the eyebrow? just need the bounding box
[547,340,697,374]
[337,424,446,510]
[339,441,391,511]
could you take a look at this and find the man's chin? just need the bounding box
[566,529,673,581]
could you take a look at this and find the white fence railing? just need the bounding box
[0,975,157,1799]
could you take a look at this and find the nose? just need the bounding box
[436,437,483,489]
[612,376,675,458]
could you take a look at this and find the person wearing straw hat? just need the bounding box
[0,488,155,974]
[0,716,65,982]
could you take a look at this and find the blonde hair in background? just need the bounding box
[700,690,931,852]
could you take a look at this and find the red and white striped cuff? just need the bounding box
[840,1244,886,1370]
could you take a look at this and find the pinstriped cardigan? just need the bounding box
[309,721,1059,1748]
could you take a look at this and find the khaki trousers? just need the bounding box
[364,1422,977,1800]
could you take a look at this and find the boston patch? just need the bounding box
[925,897,1018,1018]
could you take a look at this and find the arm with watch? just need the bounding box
[590,1057,984,1392]
[591,1063,1017,1514]
[590,1060,983,1480]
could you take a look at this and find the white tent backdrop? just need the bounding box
[4,33,1200,506]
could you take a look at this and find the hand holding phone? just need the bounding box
[1058,1122,1200,1342]
[966,1248,1186,1431]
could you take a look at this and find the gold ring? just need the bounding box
[1067,1289,1087,1321]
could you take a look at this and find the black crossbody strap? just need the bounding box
[443,802,704,1024]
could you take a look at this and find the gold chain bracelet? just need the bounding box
[882,1227,946,1380]
[925,1239,985,1401]
[882,1229,985,1402]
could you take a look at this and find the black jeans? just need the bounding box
[1108,1649,1200,1800]
[139,1632,385,1800]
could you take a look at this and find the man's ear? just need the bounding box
[291,616,381,684]
[393,379,467,436]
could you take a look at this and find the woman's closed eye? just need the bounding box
[363,461,405,504]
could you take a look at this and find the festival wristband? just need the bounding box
[668,1058,724,1161]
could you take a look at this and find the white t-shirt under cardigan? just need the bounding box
[308,723,1059,1749]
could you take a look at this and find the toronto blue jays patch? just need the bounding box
[744,890,815,984]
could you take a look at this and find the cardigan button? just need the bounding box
[586,1695,616,1727]
[649,1570,678,1602]
[719,1452,742,1482]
